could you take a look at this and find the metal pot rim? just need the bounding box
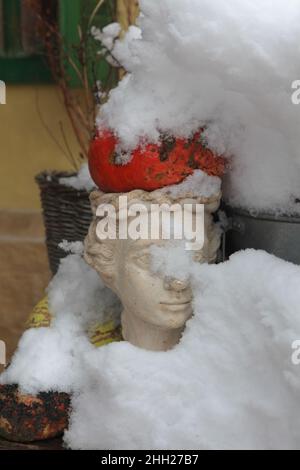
[225,205,300,224]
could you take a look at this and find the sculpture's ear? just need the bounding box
[90,190,107,215]
[84,228,116,287]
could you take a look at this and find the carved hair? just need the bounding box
[84,188,222,282]
[88,188,221,215]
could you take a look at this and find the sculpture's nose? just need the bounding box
[163,276,189,292]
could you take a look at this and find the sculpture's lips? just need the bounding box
[160,301,192,312]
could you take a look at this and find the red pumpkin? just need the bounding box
[89,130,225,193]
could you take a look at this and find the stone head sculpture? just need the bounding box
[84,186,221,351]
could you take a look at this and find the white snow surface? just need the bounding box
[96,0,300,214]
[2,246,300,449]
[63,249,300,450]
[159,170,221,200]
[59,164,95,192]
[91,23,122,52]
[0,247,122,394]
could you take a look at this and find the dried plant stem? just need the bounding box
[25,0,118,170]
[117,0,139,33]
[89,0,106,28]
[34,86,75,168]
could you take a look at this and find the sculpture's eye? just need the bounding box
[134,252,151,269]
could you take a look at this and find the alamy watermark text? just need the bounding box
[96,196,205,251]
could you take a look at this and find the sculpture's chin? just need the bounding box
[160,302,192,318]
[152,311,193,330]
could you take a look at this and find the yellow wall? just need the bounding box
[0,1,139,211]
[0,85,79,211]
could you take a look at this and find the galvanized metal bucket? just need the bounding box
[223,206,300,265]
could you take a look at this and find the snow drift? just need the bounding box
[96,0,300,213]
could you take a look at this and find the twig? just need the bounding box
[59,120,79,171]
[88,0,106,28]
[26,0,119,170]
[34,86,74,166]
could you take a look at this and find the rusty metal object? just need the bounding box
[0,436,64,450]
[0,299,122,443]
[0,384,70,443]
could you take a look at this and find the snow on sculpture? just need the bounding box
[84,181,222,351]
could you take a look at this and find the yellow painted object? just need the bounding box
[117,0,140,79]
[26,297,52,329]
[26,296,122,347]
[88,320,122,348]
[117,0,139,33]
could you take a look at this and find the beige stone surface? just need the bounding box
[0,210,51,373]
[85,188,221,351]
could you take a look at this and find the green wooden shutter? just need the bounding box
[0,0,52,83]
[2,0,23,56]
[59,0,113,87]
[0,0,114,85]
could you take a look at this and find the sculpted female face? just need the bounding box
[84,189,221,339]
[85,233,193,331]
[114,238,193,330]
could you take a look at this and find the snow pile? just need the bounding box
[2,245,300,449]
[59,164,95,192]
[91,23,121,52]
[95,0,300,214]
[64,249,300,450]
[1,244,121,394]
[59,240,84,255]
[150,243,193,282]
[159,170,221,200]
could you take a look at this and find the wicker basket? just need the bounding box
[36,171,93,275]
